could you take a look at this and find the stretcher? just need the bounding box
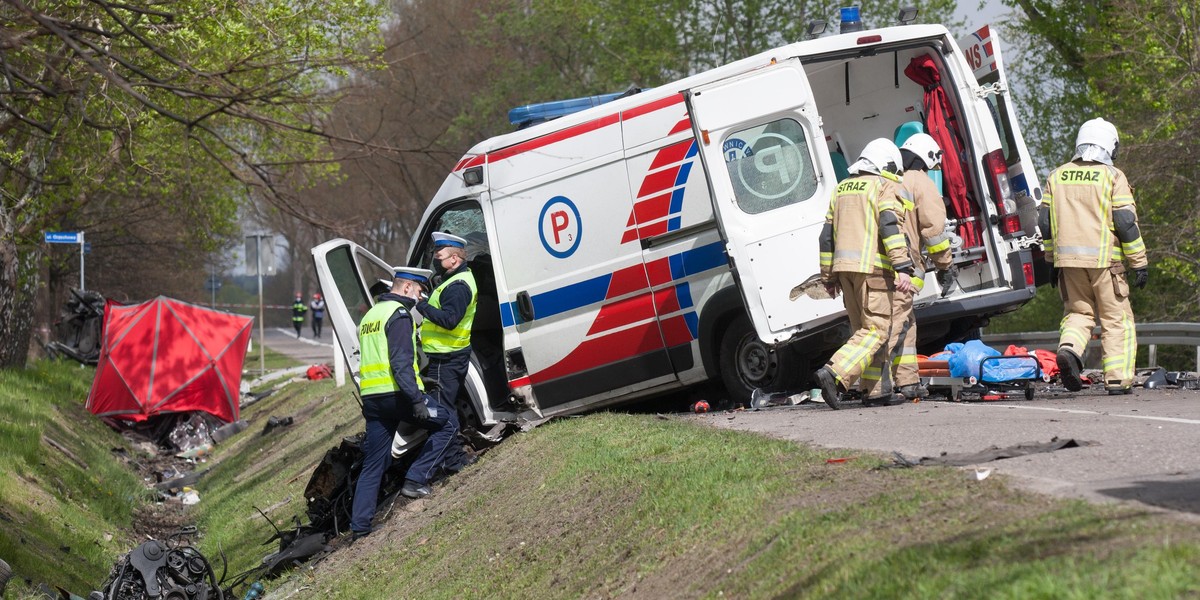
[920,355,1047,401]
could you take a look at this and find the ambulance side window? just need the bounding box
[721,118,819,214]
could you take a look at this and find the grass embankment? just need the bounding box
[4,360,1200,598]
[276,414,1200,599]
[0,361,150,594]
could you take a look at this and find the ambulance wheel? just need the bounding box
[1024,383,1035,401]
[718,314,804,406]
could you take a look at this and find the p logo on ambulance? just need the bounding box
[724,134,806,202]
[539,195,582,258]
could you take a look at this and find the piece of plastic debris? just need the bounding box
[826,457,856,464]
[180,488,200,505]
[971,468,992,481]
[691,400,710,413]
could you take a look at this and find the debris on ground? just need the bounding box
[43,289,105,365]
[93,530,223,600]
[261,415,295,436]
[888,437,1096,468]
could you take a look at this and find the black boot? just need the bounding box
[814,366,844,410]
[1056,348,1083,391]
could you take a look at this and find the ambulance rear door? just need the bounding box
[686,59,841,344]
[959,25,1042,232]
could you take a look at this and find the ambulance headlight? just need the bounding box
[806,20,828,38]
[463,166,483,186]
[897,6,918,24]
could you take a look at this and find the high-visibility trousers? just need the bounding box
[828,272,894,397]
[888,289,919,388]
[1058,266,1137,389]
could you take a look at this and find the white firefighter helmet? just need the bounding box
[849,138,903,176]
[900,133,943,170]
[1075,118,1119,158]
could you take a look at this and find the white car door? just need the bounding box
[686,59,843,344]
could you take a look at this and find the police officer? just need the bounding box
[290,293,307,339]
[350,268,460,540]
[1039,118,1148,395]
[416,232,478,471]
[814,139,916,409]
[310,293,326,338]
[891,133,955,400]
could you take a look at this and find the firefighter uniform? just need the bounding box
[1040,160,1147,391]
[890,169,954,393]
[819,171,915,401]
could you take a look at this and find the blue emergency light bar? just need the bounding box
[507,91,628,129]
[840,6,864,33]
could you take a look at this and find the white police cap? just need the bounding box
[431,232,467,249]
[393,267,433,287]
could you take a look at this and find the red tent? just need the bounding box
[86,297,253,423]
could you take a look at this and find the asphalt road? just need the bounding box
[696,385,1200,520]
[258,326,339,365]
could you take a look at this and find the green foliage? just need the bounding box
[1002,0,1200,322]
[460,0,963,137]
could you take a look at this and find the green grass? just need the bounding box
[5,360,1200,599]
[243,346,304,375]
[268,413,1200,599]
[0,361,151,594]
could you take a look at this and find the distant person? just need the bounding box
[813,139,916,409]
[310,293,326,338]
[350,267,460,541]
[416,232,478,472]
[1039,118,1148,395]
[891,133,956,401]
[291,293,307,339]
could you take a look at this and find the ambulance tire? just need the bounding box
[718,314,805,405]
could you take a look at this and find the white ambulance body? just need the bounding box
[313,20,1041,435]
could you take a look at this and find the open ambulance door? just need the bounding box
[959,25,1042,237]
[686,59,842,344]
[311,239,429,457]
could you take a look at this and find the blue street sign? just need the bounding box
[44,231,81,244]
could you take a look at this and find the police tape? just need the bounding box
[214,303,294,310]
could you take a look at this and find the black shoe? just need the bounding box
[897,384,929,400]
[1056,349,1083,391]
[863,394,906,407]
[349,527,378,542]
[814,366,844,410]
[400,480,431,499]
[1107,387,1132,396]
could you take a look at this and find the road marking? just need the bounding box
[948,403,1200,425]
[272,327,335,348]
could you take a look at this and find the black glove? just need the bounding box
[1050,267,1060,288]
[937,266,958,298]
[411,396,432,422]
[1133,268,1148,289]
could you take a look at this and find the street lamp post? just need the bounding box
[246,233,273,376]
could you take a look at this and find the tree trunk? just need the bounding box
[0,237,40,368]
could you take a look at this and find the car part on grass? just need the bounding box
[44,289,105,365]
[0,557,11,596]
[93,531,223,600]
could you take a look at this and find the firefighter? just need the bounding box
[813,139,917,409]
[1039,118,1148,395]
[310,293,326,338]
[351,267,459,541]
[890,133,955,400]
[290,293,307,339]
[416,232,478,472]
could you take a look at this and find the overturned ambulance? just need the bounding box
[314,14,1042,447]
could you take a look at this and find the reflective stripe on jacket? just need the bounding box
[820,172,913,277]
[1041,161,1148,269]
[421,271,477,353]
[359,300,423,396]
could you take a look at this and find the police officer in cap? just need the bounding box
[415,232,478,470]
[350,267,459,540]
